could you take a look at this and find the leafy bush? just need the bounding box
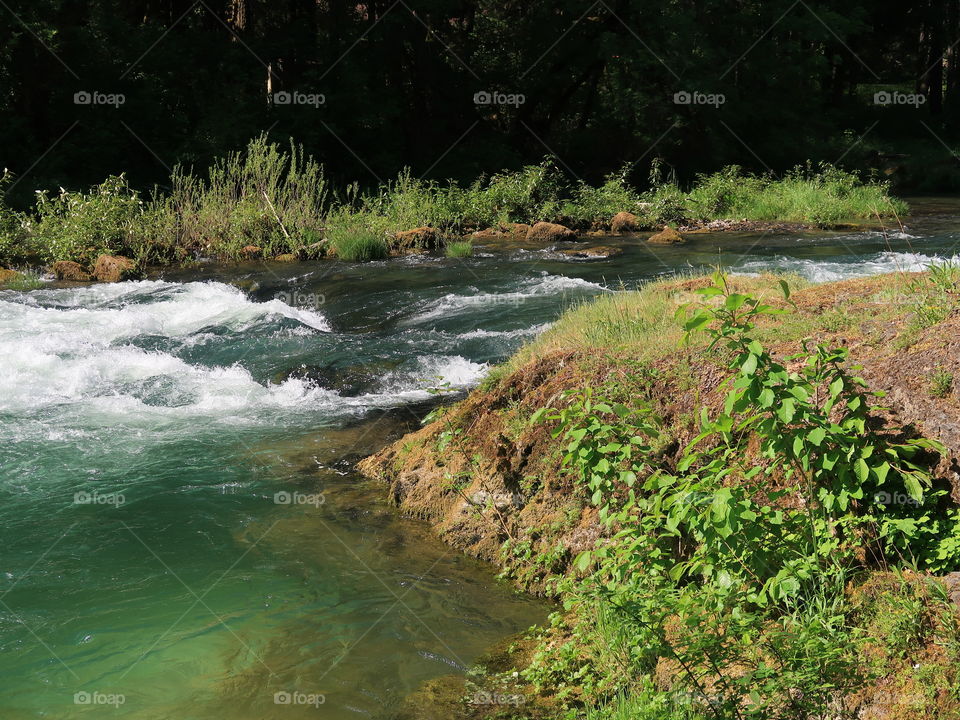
[32,174,145,264]
[0,170,29,265]
[526,274,951,717]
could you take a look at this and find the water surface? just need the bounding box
[3,201,960,718]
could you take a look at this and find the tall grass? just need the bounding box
[445,241,473,258]
[0,140,908,269]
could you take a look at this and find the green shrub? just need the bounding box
[32,174,145,264]
[930,368,954,398]
[564,166,641,228]
[0,171,29,265]
[525,274,948,717]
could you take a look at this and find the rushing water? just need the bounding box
[2,200,960,719]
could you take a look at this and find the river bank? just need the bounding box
[0,138,906,279]
[360,268,960,718]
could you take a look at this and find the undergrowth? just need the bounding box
[0,139,906,269]
[492,273,960,719]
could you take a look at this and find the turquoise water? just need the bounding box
[2,207,960,718]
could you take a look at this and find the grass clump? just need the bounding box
[930,368,954,398]
[326,221,388,261]
[642,162,907,227]
[445,241,473,258]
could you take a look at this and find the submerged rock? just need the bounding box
[560,245,623,260]
[273,363,378,397]
[648,225,685,244]
[273,253,298,262]
[610,211,639,233]
[526,221,577,243]
[51,261,91,282]
[92,255,139,283]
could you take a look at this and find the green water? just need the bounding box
[3,208,960,718]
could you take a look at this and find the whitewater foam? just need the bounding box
[407,274,607,324]
[0,280,336,421]
[0,280,494,431]
[732,251,957,283]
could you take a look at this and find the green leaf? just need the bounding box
[741,353,758,375]
[778,279,791,300]
[903,472,924,502]
[854,458,869,483]
[778,398,796,423]
[808,427,826,446]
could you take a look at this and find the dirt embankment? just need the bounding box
[358,274,960,593]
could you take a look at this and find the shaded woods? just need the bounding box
[2,0,960,203]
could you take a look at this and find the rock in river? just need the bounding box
[526,221,577,243]
[648,225,685,244]
[52,261,92,282]
[560,246,623,260]
[92,255,139,283]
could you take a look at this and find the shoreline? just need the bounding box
[359,270,960,718]
[0,216,912,289]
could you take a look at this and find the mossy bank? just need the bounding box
[361,268,960,719]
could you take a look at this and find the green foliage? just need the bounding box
[159,134,330,260]
[930,368,954,398]
[564,166,641,228]
[0,144,908,269]
[325,221,388,262]
[526,273,952,717]
[640,163,906,227]
[445,240,473,258]
[0,170,28,265]
[31,175,146,265]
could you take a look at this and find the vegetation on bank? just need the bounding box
[0,137,905,274]
[365,267,960,719]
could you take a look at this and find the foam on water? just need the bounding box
[732,251,958,283]
[407,274,607,324]
[0,280,494,430]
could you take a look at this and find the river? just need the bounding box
[1,199,959,718]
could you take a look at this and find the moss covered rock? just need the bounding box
[92,255,139,283]
[51,260,92,282]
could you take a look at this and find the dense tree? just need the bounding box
[0,0,958,204]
